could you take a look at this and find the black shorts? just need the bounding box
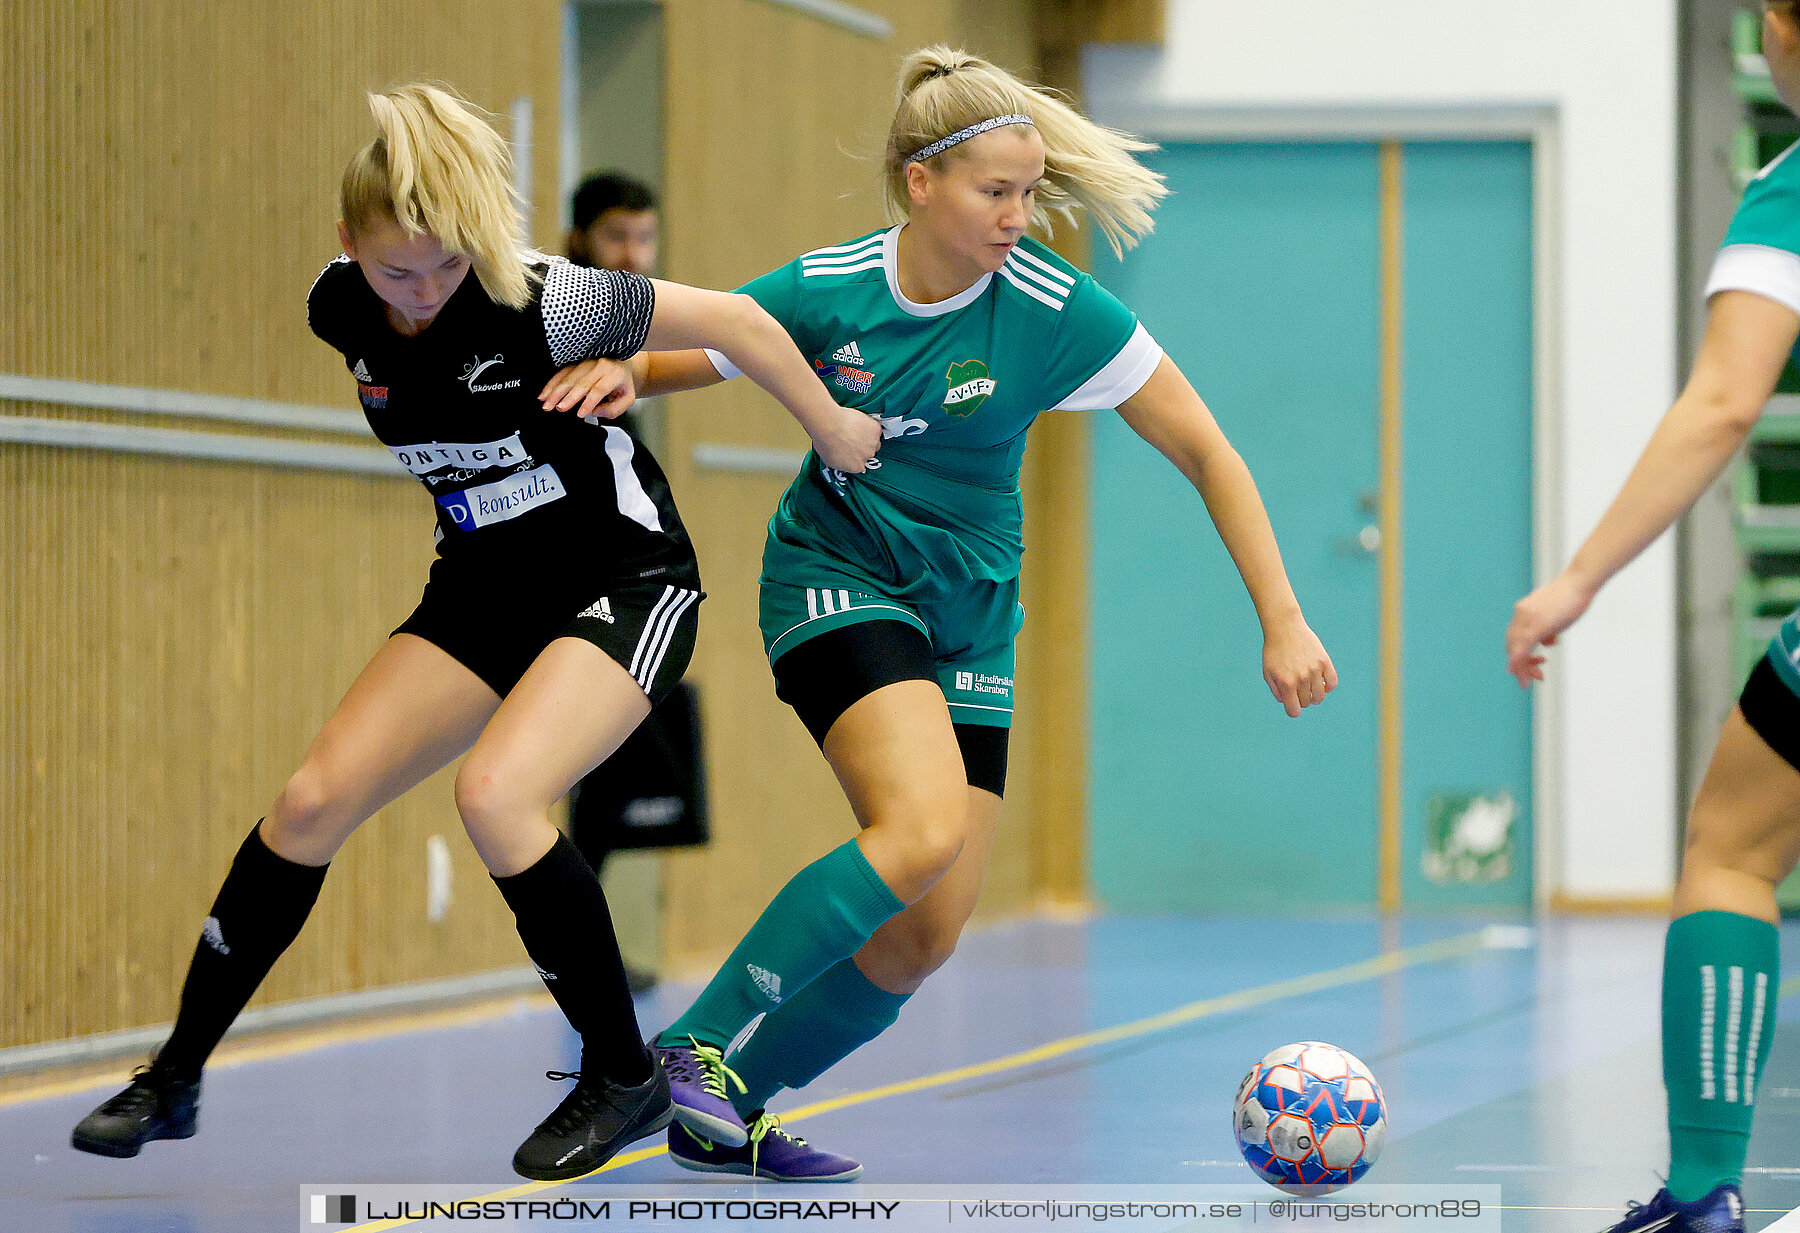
[771,619,1010,797]
[1740,654,1800,774]
[394,556,702,701]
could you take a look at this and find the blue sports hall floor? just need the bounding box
[4,915,1800,1231]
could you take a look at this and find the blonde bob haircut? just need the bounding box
[340,83,534,310]
[884,47,1167,258]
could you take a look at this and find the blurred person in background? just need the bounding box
[568,170,659,278]
[562,170,710,998]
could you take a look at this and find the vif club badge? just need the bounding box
[943,359,995,416]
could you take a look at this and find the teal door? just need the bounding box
[1089,140,1534,912]
[1397,142,1535,908]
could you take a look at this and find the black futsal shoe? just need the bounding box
[70,1064,200,1158]
[512,1062,674,1181]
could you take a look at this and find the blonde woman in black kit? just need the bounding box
[69,83,881,1181]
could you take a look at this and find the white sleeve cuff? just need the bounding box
[702,348,741,380]
[1705,244,1800,317]
[1053,323,1165,411]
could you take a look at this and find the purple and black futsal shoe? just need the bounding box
[511,1062,674,1181]
[651,1037,749,1147]
[669,1113,863,1182]
[70,1063,200,1158]
[1598,1184,1744,1233]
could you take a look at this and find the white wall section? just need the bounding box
[1084,0,1681,900]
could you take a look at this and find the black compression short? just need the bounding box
[771,620,1009,796]
[1740,654,1800,775]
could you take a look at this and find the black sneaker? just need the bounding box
[71,1065,200,1158]
[512,1063,674,1181]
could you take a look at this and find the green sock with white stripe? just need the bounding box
[1662,909,1779,1202]
[657,839,904,1052]
[727,957,911,1117]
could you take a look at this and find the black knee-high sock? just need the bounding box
[155,822,329,1080]
[492,832,650,1085]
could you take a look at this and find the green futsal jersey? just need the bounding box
[706,226,1163,596]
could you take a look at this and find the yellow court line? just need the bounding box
[1780,973,1800,999]
[351,927,1495,1230]
[0,992,554,1109]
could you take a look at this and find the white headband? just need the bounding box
[906,114,1035,164]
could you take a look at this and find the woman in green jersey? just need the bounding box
[1506,5,1800,1229]
[546,46,1337,1180]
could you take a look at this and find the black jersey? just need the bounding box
[307,254,698,585]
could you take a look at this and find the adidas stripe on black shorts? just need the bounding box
[394,557,703,701]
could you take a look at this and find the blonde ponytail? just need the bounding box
[340,83,534,309]
[884,47,1167,258]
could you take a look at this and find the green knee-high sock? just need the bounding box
[1663,909,1780,1202]
[727,957,911,1116]
[658,839,903,1051]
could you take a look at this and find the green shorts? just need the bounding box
[760,575,1023,728]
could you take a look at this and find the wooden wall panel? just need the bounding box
[2,0,563,1050]
[2,2,566,396]
[5,0,1132,1051]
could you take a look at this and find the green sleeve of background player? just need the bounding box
[1723,141,1800,255]
[1707,141,1800,320]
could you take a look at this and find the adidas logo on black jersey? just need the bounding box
[830,341,864,364]
[578,596,615,623]
[352,359,372,382]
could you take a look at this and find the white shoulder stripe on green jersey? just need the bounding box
[999,264,1065,310]
[804,257,886,279]
[802,242,886,268]
[803,235,886,261]
[803,251,885,270]
[1004,255,1073,300]
[1010,244,1076,287]
[1757,139,1800,181]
